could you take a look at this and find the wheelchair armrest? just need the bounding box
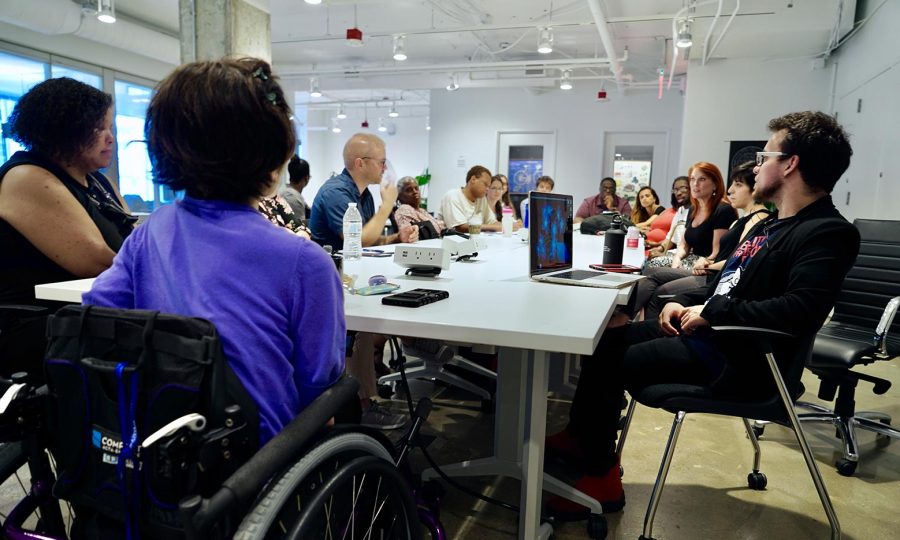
[181,375,360,537]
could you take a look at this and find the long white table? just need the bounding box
[35,231,635,540]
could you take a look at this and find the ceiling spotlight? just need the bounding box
[393,34,407,61]
[676,19,693,49]
[304,0,322,4]
[537,27,553,54]
[377,117,387,132]
[309,77,322,98]
[346,27,364,47]
[425,116,431,131]
[559,69,573,90]
[388,103,399,118]
[336,104,347,119]
[446,74,459,92]
[97,0,116,23]
[331,118,341,134]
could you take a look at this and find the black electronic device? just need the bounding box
[381,288,450,308]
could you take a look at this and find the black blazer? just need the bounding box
[672,196,860,338]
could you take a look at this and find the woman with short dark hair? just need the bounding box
[0,77,133,377]
[85,58,345,447]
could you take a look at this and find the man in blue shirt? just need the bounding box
[309,133,418,249]
[309,133,419,430]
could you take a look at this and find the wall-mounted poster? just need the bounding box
[508,145,544,193]
[729,140,767,179]
[612,160,651,209]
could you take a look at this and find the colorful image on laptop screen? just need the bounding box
[529,192,574,275]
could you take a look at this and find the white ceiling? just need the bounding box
[113,0,849,105]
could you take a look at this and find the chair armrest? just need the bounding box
[874,296,899,356]
[710,326,795,355]
[0,305,51,317]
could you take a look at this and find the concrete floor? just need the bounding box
[400,358,900,540]
[0,359,896,539]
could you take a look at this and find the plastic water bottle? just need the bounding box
[623,226,644,267]
[523,200,529,229]
[501,206,514,237]
[602,215,625,265]
[342,203,363,290]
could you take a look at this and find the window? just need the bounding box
[0,51,47,163]
[114,80,157,213]
[50,65,102,89]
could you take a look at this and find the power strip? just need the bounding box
[394,245,451,271]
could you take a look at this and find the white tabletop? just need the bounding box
[34,232,637,356]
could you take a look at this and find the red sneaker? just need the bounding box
[545,428,584,461]
[547,464,625,520]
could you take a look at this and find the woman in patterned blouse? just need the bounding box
[393,176,444,235]
[258,192,311,239]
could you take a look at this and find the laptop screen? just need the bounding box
[529,191,574,276]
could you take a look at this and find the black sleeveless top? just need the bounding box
[0,151,135,304]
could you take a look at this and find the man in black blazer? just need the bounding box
[548,111,860,517]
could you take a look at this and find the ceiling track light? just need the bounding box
[377,117,387,132]
[309,76,322,98]
[446,74,459,92]
[388,102,399,118]
[336,104,347,119]
[392,34,407,61]
[97,0,116,24]
[537,27,553,54]
[676,19,693,49]
[559,69,573,90]
[425,116,431,131]
[304,0,323,4]
[331,117,341,133]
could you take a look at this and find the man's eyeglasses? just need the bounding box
[362,157,388,167]
[672,186,689,193]
[756,151,789,166]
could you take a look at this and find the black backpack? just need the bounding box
[44,305,258,537]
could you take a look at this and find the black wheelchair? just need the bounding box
[0,304,441,539]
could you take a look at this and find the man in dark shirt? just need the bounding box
[547,111,860,517]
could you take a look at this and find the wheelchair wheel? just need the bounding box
[234,431,418,540]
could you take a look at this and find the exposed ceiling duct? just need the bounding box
[0,0,179,65]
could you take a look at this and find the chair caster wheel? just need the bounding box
[836,459,857,477]
[587,513,607,539]
[619,465,624,478]
[377,383,394,399]
[638,535,657,540]
[751,425,765,439]
[747,471,767,490]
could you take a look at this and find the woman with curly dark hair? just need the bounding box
[0,77,133,377]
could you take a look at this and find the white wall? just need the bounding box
[427,86,685,213]
[301,108,431,211]
[679,56,832,174]
[828,0,900,222]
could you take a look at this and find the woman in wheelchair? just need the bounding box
[0,59,432,539]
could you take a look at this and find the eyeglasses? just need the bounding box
[756,151,788,166]
[488,187,503,192]
[672,186,689,193]
[362,157,388,167]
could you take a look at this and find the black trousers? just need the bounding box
[567,320,770,475]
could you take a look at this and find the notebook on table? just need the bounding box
[528,192,643,289]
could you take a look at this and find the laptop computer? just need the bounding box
[528,191,643,289]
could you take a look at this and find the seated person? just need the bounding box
[646,176,689,248]
[575,177,632,224]
[281,155,311,218]
[308,133,418,430]
[440,165,510,233]
[83,58,345,447]
[497,174,520,220]
[258,192,311,239]
[547,111,860,516]
[630,186,665,233]
[394,176,444,236]
[487,175,506,221]
[520,175,554,221]
[641,161,773,320]
[0,77,133,379]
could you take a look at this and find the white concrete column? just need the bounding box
[179,0,271,63]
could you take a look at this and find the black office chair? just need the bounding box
[621,327,840,540]
[794,218,900,476]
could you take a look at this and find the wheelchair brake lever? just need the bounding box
[143,413,207,449]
